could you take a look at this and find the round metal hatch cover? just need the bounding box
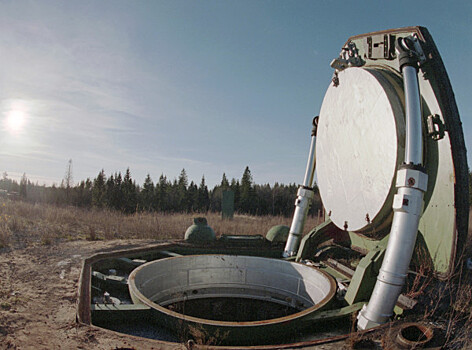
[316,67,405,232]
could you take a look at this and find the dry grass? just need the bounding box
[405,246,434,299]
[1,199,471,348]
[0,199,321,249]
[0,219,11,249]
[413,209,472,349]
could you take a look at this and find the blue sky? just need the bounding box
[1,1,471,187]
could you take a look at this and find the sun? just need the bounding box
[5,109,26,134]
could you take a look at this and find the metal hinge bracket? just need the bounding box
[367,34,396,60]
[330,41,364,87]
[427,114,445,141]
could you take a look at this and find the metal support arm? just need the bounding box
[283,117,318,258]
[358,36,428,330]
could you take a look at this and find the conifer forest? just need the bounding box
[0,166,323,217]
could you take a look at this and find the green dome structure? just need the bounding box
[266,225,290,243]
[184,217,216,242]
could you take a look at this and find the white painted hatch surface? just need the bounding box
[316,67,405,232]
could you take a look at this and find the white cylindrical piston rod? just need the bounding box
[283,187,315,257]
[403,65,423,165]
[283,117,318,258]
[357,169,427,329]
[357,36,428,330]
[302,135,317,187]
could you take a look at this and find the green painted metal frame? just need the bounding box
[303,26,468,280]
[344,245,386,305]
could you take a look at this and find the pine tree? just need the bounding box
[255,183,272,215]
[75,178,92,207]
[230,178,240,212]
[168,178,180,212]
[178,169,188,188]
[209,185,221,212]
[105,174,114,208]
[156,174,168,212]
[221,173,229,188]
[122,168,137,213]
[141,174,155,211]
[197,175,210,212]
[240,166,256,214]
[19,173,27,199]
[111,172,123,210]
[92,170,106,208]
[177,169,188,211]
[187,181,198,212]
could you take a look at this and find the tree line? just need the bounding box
[0,166,322,217]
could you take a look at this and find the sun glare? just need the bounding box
[5,109,26,134]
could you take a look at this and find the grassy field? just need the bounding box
[0,199,323,249]
[1,199,471,348]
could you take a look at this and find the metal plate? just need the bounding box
[316,67,405,232]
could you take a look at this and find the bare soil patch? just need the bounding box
[0,239,186,349]
[0,201,321,349]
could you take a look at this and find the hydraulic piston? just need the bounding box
[283,117,318,258]
[358,36,428,329]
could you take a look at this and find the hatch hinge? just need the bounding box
[367,34,397,60]
[331,41,365,71]
[427,114,445,141]
[330,41,365,86]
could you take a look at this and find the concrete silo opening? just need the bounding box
[129,255,336,328]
